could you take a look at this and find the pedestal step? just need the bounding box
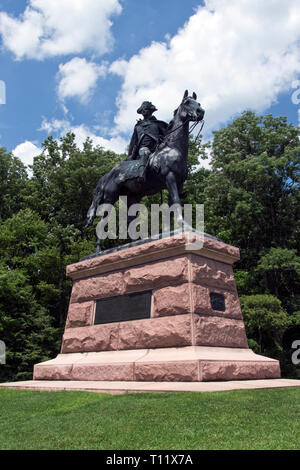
[33,346,281,382]
[2,379,298,394]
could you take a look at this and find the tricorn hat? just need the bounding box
[137,101,157,114]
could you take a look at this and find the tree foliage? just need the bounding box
[240,294,291,353]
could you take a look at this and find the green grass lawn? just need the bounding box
[0,387,299,450]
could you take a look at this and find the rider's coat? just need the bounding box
[128,116,168,160]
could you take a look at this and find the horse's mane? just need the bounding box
[163,105,182,138]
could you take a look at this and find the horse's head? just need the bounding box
[177,90,205,123]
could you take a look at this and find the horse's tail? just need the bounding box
[86,175,107,228]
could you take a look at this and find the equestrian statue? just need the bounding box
[86,90,205,252]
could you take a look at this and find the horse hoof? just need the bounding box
[85,218,93,229]
[95,243,102,254]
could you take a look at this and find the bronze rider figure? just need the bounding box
[127,101,168,182]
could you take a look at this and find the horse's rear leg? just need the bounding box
[126,194,142,237]
[95,184,119,253]
[95,206,113,253]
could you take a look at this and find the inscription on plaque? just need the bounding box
[210,292,226,312]
[94,291,152,325]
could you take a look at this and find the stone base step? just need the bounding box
[33,346,281,382]
[0,379,299,394]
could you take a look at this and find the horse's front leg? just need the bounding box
[166,171,183,230]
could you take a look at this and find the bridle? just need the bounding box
[164,115,205,142]
[163,100,205,143]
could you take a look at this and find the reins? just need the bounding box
[192,119,205,143]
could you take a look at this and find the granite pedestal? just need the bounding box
[34,232,281,382]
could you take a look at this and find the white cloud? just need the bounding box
[40,118,127,154]
[13,141,41,166]
[0,0,122,60]
[57,57,107,103]
[39,118,70,134]
[110,0,300,137]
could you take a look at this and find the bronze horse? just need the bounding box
[86,90,205,251]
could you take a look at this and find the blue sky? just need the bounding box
[0,0,300,167]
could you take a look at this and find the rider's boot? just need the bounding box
[137,150,150,183]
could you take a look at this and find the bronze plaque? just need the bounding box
[210,292,226,312]
[94,291,152,324]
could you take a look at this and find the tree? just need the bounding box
[257,248,300,313]
[240,294,291,354]
[203,112,300,256]
[0,268,58,382]
[24,133,124,231]
[0,148,28,221]
[200,111,300,314]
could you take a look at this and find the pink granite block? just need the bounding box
[33,364,73,381]
[66,235,190,278]
[152,284,191,317]
[66,301,95,328]
[202,236,240,260]
[70,272,125,303]
[191,255,236,291]
[71,364,134,381]
[61,324,120,353]
[118,314,192,350]
[66,234,240,280]
[123,257,189,293]
[193,284,242,319]
[193,315,248,348]
[134,361,199,382]
[201,360,281,381]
